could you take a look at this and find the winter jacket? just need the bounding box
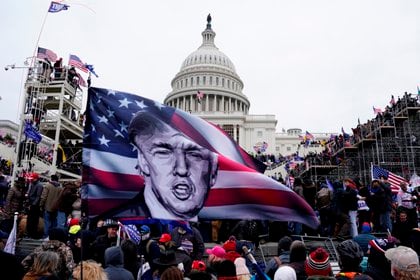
[5,186,24,217]
[40,181,62,212]
[104,246,134,280]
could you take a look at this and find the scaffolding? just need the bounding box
[296,93,420,186]
[12,58,84,181]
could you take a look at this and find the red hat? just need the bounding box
[159,233,172,243]
[27,172,39,181]
[305,247,332,276]
[223,236,237,252]
[68,218,80,227]
[191,260,206,272]
[206,245,226,259]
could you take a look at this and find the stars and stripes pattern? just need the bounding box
[82,87,318,228]
[371,165,408,193]
[37,47,57,62]
[119,223,141,244]
[69,54,88,73]
[373,106,383,115]
[196,90,204,103]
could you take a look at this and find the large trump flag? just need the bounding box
[82,87,319,228]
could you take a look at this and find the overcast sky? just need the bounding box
[1,0,419,134]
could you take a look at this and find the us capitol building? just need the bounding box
[164,15,330,157]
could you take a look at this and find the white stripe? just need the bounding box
[83,184,138,199]
[213,170,293,192]
[176,110,245,164]
[84,148,138,174]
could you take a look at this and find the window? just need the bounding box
[191,77,193,86]
[185,79,188,87]
[222,125,234,139]
[257,131,263,137]
[181,80,183,87]
[227,80,230,88]
[276,147,280,151]
[196,76,199,85]
[287,147,291,152]
[216,77,219,85]
[203,76,206,85]
[210,76,213,85]
[222,78,225,87]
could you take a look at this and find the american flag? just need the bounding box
[119,223,141,244]
[371,165,408,193]
[82,87,318,228]
[69,54,88,73]
[305,131,314,140]
[196,90,204,103]
[37,47,57,62]
[373,106,383,115]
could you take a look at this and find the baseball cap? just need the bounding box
[385,246,419,272]
[206,245,226,258]
[140,225,150,234]
[191,260,206,271]
[159,233,172,243]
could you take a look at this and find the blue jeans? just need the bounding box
[57,211,67,229]
[44,211,57,236]
[380,211,392,232]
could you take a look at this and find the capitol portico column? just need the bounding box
[233,123,237,142]
[190,95,194,112]
[221,96,224,112]
[205,94,209,111]
[183,96,186,111]
[213,95,217,111]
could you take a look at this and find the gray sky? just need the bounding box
[1,0,419,134]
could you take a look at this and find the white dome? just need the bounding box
[181,47,237,73]
[164,15,250,115]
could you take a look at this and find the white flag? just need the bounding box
[4,213,18,254]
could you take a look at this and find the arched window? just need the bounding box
[222,78,225,87]
[196,76,199,85]
[191,77,193,86]
[185,79,188,87]
[203,76,206,85]
[216,77,219,85]
[209,76,213,85]
[181,80,183,87]
[227,80,230,88]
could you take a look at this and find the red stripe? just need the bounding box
[87,199,129,216]
[205,188,313,213]
[83,166,144,191]
[218,155,256,172]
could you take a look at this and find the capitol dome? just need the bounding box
[164,15,250,115]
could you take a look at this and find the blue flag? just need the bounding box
[85,64,99,77]
[48,1,69,13]
[24,121,42,143]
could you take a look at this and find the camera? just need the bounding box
[4,66,8,71]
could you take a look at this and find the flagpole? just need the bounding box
[31,8,50,67]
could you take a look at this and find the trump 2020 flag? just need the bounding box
[82,87,318,228]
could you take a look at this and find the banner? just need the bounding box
[82,87,318,228]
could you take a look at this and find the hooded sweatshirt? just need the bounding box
[104,246,134,280]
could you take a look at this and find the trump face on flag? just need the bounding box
[128,111,218,220]
[83,87,319,228]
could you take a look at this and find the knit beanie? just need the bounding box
[361,222,371,234]
[304,247,332,276]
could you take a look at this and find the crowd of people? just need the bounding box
[0,168,419,279]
